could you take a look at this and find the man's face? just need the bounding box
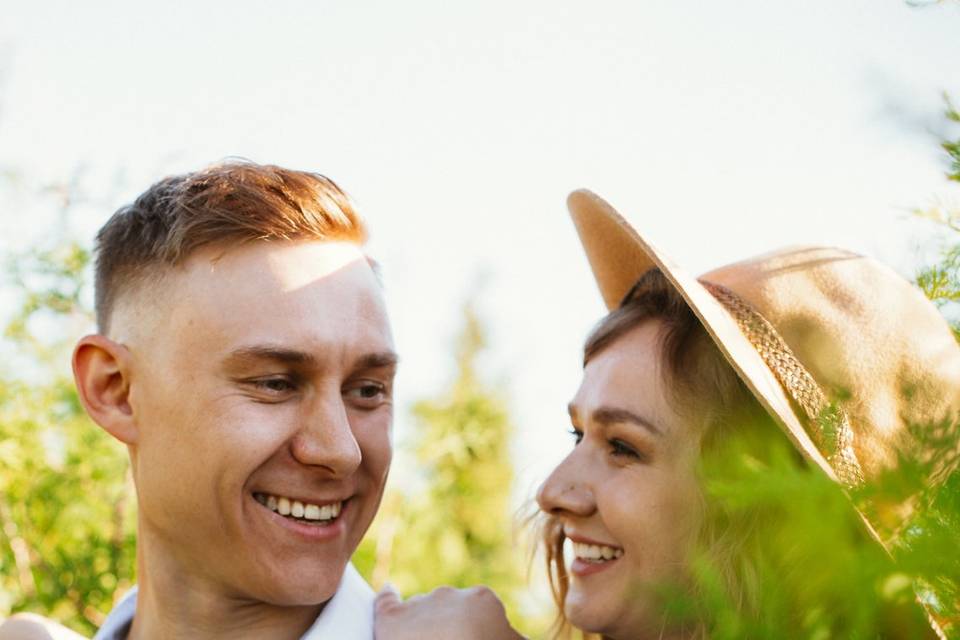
[119,240,395,605]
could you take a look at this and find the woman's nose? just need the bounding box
[536,453,595,517]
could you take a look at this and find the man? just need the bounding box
[1,161,397,639]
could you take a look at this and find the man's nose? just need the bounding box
[290,391,362,476]
[536,451,595,517]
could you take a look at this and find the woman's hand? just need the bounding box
[374,584,525,640]
[0,613,88,639]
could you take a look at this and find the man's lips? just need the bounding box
[249,491,354,542]
[253,491,348,521]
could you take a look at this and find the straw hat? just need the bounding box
[567,189,960,637]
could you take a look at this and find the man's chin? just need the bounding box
[251,570,346,607]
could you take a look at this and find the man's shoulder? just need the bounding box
[91,587,137,640]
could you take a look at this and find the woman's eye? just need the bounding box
[568,428,584,445]
[609,439,642,459]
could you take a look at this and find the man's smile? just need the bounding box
[253,491,345,524]
[249,490,354,542]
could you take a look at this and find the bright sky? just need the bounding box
[2,0,959,508]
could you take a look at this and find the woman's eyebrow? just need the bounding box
[591,406,663,436]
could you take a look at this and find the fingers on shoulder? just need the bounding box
[0,613,86,640]
[465,585,506,610]
[375,583,403,614]
[377,584,504,611]
[422,585,506,613]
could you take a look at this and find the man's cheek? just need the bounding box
[358,424,393,481]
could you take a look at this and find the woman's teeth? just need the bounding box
[573,541,624,562]
[254,493,342,522]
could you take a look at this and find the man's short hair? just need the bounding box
[94,160,366,332]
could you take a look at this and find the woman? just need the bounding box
[376,190,960,639]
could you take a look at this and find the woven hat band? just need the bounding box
[701,280,866,488]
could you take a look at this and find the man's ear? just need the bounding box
[72,334,138,444]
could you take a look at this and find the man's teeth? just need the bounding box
[573,542,624,561]
[254,493,342,521]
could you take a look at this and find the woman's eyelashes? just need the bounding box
[609,438,645,460]
[569,427,648,461]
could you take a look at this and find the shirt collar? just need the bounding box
[92,563,374,640]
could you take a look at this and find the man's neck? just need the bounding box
[128,535,325,640]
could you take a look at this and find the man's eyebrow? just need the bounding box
[222,346,399,372]
[589,405,663,436]
[222,345,317,368]
[355,351,399,370]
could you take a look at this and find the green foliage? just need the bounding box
[945,95,960,183]
[0,242,136,636]
[354,304,532,630]
[665,415,960,639]
[886,418,960,635]
[916,93,960,340]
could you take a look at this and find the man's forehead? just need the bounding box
[176,240,383,313]
[194,240,370,291]
[113,240,391,355]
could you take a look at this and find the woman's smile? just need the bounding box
[567,533,625,577]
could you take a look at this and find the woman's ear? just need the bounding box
[72,334,138,444]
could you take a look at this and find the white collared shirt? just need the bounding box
[93,563,374,639]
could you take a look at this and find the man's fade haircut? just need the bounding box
[93,161,367,333]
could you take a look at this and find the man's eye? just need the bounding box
[252,378,296,394]
[345,382,388,404]
[569,428,584,446]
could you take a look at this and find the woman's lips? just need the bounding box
[566,533,624,577]
[570,555,622,577]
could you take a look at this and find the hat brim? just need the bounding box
[568,189,839,480]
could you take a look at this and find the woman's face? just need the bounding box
[537,319,703,639]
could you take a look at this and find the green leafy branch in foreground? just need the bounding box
[652,414,960,640]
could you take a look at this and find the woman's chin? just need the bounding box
[564,592,619,636]
[564,591,659,640]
